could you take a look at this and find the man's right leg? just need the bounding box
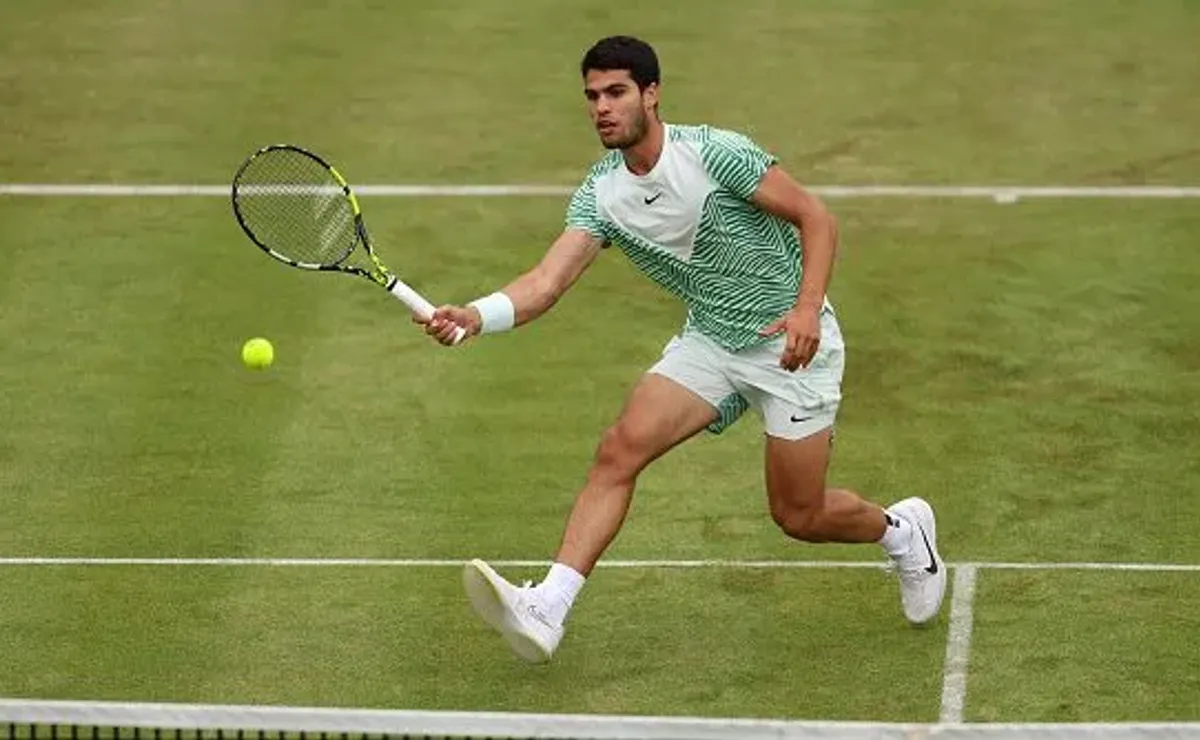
[463,361,726,663]
[551,372,722,578]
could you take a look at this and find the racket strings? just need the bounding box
[233,148,359,266]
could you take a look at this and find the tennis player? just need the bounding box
[418,35,946,663]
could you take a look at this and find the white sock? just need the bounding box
[535,562,586,624]
[878,511,914,558]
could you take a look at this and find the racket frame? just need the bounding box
[231,144,464,343]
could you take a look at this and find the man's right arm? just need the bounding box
[422,228,605,344]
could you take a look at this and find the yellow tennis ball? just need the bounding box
[241,337,274,370]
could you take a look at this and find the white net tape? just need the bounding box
[1,700,1199,740]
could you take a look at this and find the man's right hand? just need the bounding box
[414,305,480,346]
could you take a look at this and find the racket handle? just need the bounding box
[388,277,466,345]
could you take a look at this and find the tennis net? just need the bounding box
[2,700,1199,740]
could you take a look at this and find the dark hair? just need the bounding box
[580,36,660,89]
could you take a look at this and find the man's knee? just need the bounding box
[770,500,829,543]
[590,423,650,484]
[765,431,836,542]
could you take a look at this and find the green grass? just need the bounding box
[1,0,1198,184]
[1,0,1199,726]
[0,566,945,719]
[970,571,1200,721]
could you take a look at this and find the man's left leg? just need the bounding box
[736,307,946,624]
[762,425,947,625]
[763,427,887,542]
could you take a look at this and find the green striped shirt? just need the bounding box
[566,123,802,352]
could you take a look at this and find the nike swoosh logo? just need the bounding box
[916,524,939,574]
[524,603,554,629]
[790,415,812,423]
[644,193,663,204]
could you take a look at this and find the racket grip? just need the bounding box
[388,278,467,345]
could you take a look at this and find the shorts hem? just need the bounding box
[763,411,838,441]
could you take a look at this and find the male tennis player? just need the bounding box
[419,35,946,663]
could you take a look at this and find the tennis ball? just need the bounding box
[241,337,274,370]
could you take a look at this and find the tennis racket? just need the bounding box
[230,144,465,344]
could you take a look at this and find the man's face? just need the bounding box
[584,69,658,149]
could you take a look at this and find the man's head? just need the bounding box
[580,36,661,150]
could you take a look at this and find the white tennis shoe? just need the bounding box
[885,497,947,624]
[462,558,563,663]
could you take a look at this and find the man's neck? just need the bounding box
[622,119,665,176]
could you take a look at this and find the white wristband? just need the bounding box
[468,291,516,334]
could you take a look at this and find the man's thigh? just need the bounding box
[603,335,731,461]
[646,333,746,437]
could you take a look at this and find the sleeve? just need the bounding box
[700,127,778,201]
[564,170,608,241]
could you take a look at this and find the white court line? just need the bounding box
[0,184,572,197]
[954,561,1200,572]
[1,183,1199,198]
[939,565,979,723]
[1,557,1199,571]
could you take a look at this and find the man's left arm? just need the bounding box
[750,165,839,371]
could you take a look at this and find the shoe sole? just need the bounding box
[462,559,508,634]
[893,497,947,625]
[462,559,553,664]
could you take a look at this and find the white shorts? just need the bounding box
[648,306,845,441]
